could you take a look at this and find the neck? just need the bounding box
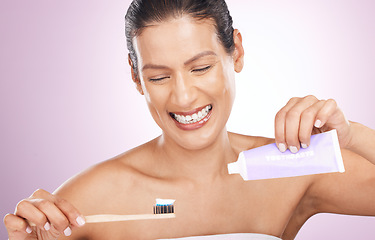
[155,129,238,183]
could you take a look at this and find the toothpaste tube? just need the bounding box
[228,130,345,180]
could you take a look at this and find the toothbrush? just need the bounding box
[85,199,175,223]
[28,199,175,226]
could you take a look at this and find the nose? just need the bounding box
[170,72,197,109]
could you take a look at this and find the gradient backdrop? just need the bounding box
[1,0,374,239]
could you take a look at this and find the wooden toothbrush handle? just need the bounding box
[26,213,175,227]
[85,213,176,223]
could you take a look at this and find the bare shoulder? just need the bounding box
[228,131,274,154]
[54,138,159,214]
[53,139,163,239]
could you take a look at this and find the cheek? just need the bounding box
[208,62,236,102]
[223,68,236,100]
[222,58,236,99]
[142,82,169,113]
[143,87,152,103]
[142,84,170,129]
[140,76,159,105]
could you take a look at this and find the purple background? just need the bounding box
[1,0,374,239]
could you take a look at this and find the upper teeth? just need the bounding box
[172,105,212,124]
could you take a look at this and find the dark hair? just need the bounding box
[125,0,235,78]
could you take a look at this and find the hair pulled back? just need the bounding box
[125,0,235,78]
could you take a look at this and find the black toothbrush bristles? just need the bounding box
[153,204,174,214]
[153,198,175,214]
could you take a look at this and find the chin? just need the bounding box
[174,125,227,151]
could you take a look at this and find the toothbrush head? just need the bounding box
[153,198,175,214]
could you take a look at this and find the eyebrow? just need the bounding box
[141,51,217,71]
[184,51,217,65]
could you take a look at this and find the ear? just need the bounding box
[232,29,244,73]
[128,54,144,95]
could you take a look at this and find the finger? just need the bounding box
[275,97,300,152]
[35,201,84,237]
[55,197,85,227]
[284,96,318,153]
[315,99,338,128]
[299,100,325,147]
[33,189,85,228]
[31,199,70,234]
[4,213,32,237]
[15,199,50,231]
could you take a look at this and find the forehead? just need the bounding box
[133,17,225,66]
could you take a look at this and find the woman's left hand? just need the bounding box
[274,95,352,153]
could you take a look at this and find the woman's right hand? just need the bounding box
[4,189,85,240]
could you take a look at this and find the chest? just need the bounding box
[86,177,309,240]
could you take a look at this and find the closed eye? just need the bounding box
[149,76,170,82]
[191,65,211,73]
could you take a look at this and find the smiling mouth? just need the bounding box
[169,104,212,125]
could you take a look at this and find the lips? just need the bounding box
[169,104,213,130]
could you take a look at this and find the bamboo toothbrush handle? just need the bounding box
[85,213,176,223]
[27,213,175,227]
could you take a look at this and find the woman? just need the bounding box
[4,0,375,239]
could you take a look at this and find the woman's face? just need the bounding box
[131,16,244,150]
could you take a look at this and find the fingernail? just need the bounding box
[44,222,51,231]
[64,227,72,236]
[26,226,32,234]
[278,143,287,152]
[301,143,308,149]
[289,146,298,153]
[76,216,85,226]
[314,119,322,128]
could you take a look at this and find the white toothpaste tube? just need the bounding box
[228,130,345,180]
